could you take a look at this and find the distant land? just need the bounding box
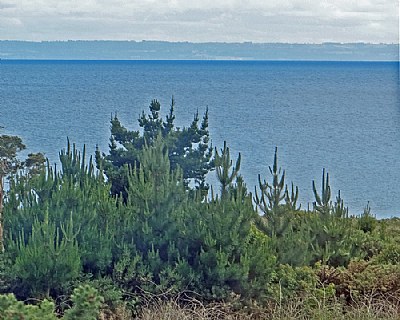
[0,41,398,61]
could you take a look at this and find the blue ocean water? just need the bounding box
[1,60,399,217]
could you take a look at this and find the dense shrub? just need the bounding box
[0,285,102,320]
[0,99,398,317]
[9,214,81,298]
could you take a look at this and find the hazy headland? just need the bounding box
[0,40,398,61]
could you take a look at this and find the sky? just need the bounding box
[0,0,398,43]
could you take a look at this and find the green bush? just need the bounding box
[5,142,116,277]
[9,213,80,298]
[0,293,55,320]
[96,98,213,198]
[269,264,318,301]
[111,139,276,302]
[376,243,400,264]
[358,202,377,233]
[0,285,102,320]
[63,285,103,320]
[2,99,399,314]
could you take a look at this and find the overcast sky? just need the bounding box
[0,0,398,43]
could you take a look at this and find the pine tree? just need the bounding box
[96,98,214,199]
[333,190,348,218]
[312,168,332,215]
[255,148,285,215]
[284,182,301,212]
[193,167,275,301]
[214,141,241,199]
[24,153,46,176]
[10,211,81,298]
[309,170,362,266]
[0,135,26,252]
[4,141,116,275]
[113,136,189,294]
[255,147,296,237]
[63,285,103,320]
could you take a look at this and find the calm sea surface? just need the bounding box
[1,60,399,217]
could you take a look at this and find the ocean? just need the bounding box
[1,60,399,217]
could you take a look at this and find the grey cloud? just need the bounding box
[0,0,398,43]
[0,1,15,9]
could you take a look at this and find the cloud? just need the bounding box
[0,0,398,42]
[0,17,21,27]
[0,2,16,9]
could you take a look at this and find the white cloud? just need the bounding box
[0,0,398,42]
[0,16,21,27]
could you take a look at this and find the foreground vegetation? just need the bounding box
[0,99,399,319]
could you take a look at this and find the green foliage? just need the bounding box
[0,293,55,320]
[24,153,46,176]
[2,99,399,316]
[111,138,275,302]
[0,135,26,177]
[4,141,116,276]
[256,147,286,217]
[262,169,365,268]
[268,264,342,320]
[113,137,189,295]
[9,211,81,297]
[269,264,319,301]
[316,260,400,304]
[271,214,314,266]
[96,98,213,198]
[376,243,400,264]
[214,141,241,198]
[77,277,136,317]
[255,147,294,237]
[332,190,348,218]
[0,284,103,320]
[312,168,331,215]
[308,170,364,267]
[63,285,103,320]
[308,213,365,267]
[358,202,377,233]
[191,178,276,301]
[0,134,27,252]
[284,182,301,212]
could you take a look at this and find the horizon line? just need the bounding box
[1,39,399,45]
[1,59,399,63]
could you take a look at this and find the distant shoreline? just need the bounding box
[1,41,398,61]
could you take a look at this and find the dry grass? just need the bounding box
[99,293,400,320]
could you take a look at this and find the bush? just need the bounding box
[0,285,102,320]
[63,285,103,320]
[376,243,400,265]
[2,100,400,315]
[9,213,80,298]
[269,264,319,301]
[0,293,55,320]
